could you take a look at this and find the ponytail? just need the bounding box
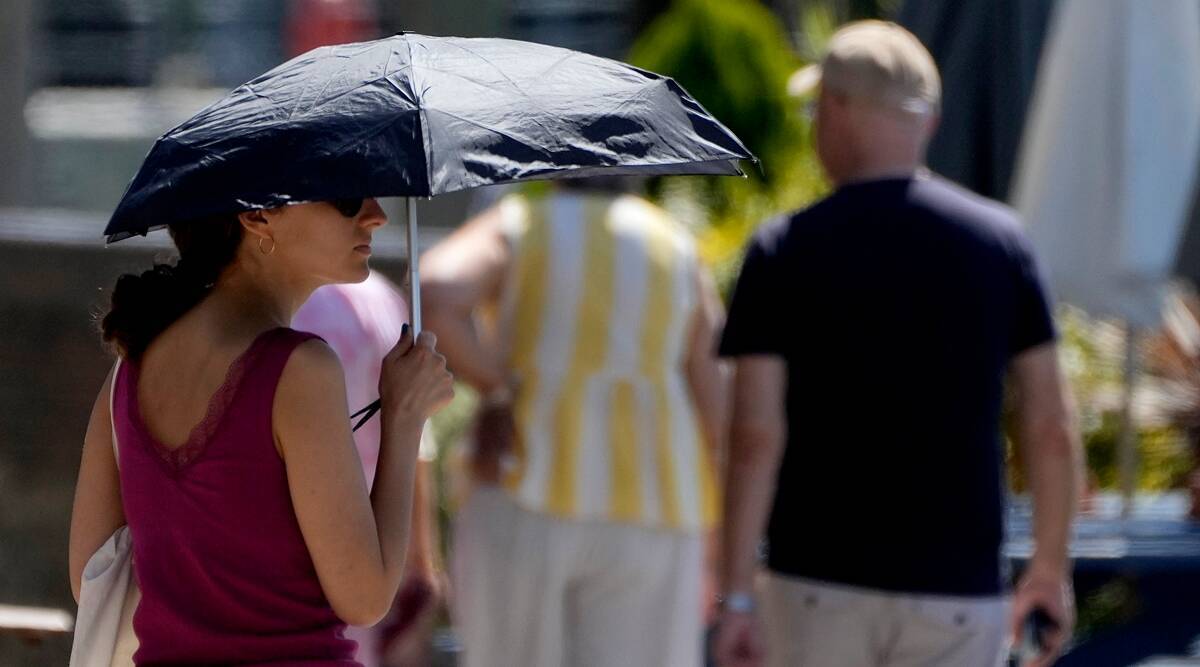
[100,214,243,359]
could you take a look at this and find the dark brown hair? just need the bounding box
[100,214,244,360]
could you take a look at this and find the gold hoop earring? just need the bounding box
[258,236,276,256]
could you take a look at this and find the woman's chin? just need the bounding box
[323,263,371,285]
[348,263,371,283]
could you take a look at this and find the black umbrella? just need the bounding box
[104,32,750,243]
[104,32,752,427]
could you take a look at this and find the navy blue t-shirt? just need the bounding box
[719,175,1056,596]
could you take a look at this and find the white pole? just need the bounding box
[407,197,421,335]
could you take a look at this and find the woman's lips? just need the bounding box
[354,244,372,256]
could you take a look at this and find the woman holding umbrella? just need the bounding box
[68,198,454,664]
[67,30,750,665]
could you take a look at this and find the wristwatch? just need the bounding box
[717,591,757,614]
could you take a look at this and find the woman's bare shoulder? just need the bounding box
[273,338,355,460]
[277,338,346,400]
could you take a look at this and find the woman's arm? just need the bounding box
[68,365,125,603]
[275,332,451,627]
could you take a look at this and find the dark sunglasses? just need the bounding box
[330,198,365,218]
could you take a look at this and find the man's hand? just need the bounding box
[471,403,515,485]
[1007,342,1081,667]
[713,611,766,667]
[1010,564,1074,667]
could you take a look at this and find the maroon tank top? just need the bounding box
[113,327,359,665]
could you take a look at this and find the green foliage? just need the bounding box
[628,0,803,187]
[1062,308,1195,490]
[628,0,831,297]
[1009,307,1195,491]
[1075,577,1141,640]
[430,382,478,453]
[1082,413,1194,490]
[429,383,478,556]
[794,0,900,61]
[796,1,840,62]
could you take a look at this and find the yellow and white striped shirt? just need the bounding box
[496,192,719,533]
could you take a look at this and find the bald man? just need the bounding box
[713,21,1083,667]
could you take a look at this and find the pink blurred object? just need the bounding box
[293,271,408,487]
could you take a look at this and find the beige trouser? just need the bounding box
[762,573,1011,667]
[452,487,704,667]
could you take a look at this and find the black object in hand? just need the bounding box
[1014,607,1059,664]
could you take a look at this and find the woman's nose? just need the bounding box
[360,198,388,229]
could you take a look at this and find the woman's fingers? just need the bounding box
[386,323,414,361]
[379,326,455,420]
[414,330,438,351]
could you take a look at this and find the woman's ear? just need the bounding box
[237,208,272,241]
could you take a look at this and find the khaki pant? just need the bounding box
[762,573,1010,667]
[452,487,704,667]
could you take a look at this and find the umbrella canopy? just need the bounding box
[104,32,752,243]
[1174,178,1200,289]
[1012,0,1200,327]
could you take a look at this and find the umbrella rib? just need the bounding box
[381,74,417,106]
[378,46,420,106]
[408,35,434,196]
[280,45,361,121]
[415,65,562,149]
[276,41,415,120]
[432,41,560,133]
[279,68,419,118]
[621,78,723,157]
[422,107,561,162]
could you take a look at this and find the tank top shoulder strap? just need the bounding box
[223,328,325,450]
[242,327,327,406]
[110,356,129,466]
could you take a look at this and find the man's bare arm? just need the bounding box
[421,205,511,394]
[684,266,730,463]
[1008,341,1084,666]
[720,356,788,595]
[1011,342,1082,576]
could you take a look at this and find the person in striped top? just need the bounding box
[422,178,728,667]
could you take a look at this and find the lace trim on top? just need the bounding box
[128,328,282,474]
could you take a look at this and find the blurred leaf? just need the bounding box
[629,0,832,299]
[628,0,802,186]
[1076,577,1141,640]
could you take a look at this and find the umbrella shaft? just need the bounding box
[407,197,421,336]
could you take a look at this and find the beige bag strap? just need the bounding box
[107,356,140,666]
[109,358,122,467]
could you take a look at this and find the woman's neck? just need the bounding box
[202,262,316,332]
